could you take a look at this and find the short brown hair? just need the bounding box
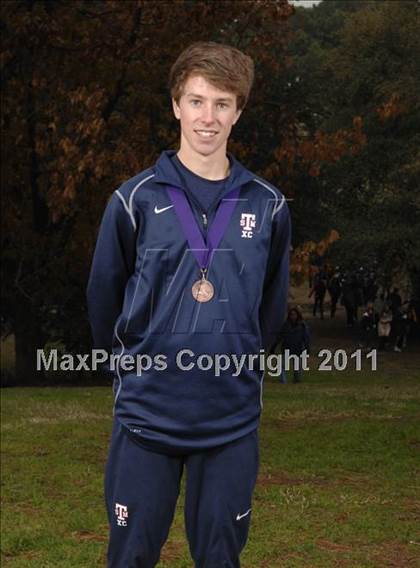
[169,42,254,111]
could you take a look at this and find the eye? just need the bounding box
[217,102,228,109]
[190,99,201,107]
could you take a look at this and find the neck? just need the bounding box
[177,146,230,180]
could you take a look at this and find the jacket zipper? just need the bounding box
[177,185,236,238]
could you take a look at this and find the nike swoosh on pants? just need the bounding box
[236,508,252,521]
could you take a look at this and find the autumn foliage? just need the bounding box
[2,0,418,381]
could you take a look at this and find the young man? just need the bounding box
[87,42,291,568]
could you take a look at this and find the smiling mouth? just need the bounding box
[195,130,218,138]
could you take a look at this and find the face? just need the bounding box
[172,74,242,161]
[289,310,298,323]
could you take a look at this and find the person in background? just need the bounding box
[308,253,320,289]
[278,306,310,384]
[309,276,327,320]
[389,287,403,342]
[405,300,418,347]
[359,303,376,350]
[364,272,378,303]
[394,300,417,352]
[341,274,357,327]
[327,270,341,318]
[389,287,402,314]
[373,292,386,324]
[354,270,365,321]
[377,306,393,351]
[318,263,329,283]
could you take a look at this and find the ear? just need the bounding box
[232,108,242,126]
[172,98,181,120]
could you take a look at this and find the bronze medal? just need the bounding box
[166,185,239,305]
[192,277,214,303]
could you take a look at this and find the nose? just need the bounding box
[200,103,215,125]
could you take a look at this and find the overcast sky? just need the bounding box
[289,0,323,7]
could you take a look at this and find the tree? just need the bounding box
[285,0,420,292]
[1,0,295,382]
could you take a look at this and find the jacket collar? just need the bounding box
[153,150,255,196]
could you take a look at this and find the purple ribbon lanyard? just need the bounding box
[166,185,240,272]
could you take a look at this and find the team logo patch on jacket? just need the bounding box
[240,213,256,238]
[115,503,128,526]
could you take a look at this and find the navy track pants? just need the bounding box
[104,419,259,568]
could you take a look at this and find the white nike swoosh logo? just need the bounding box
[236,508,252,521]
[154,205,174,214]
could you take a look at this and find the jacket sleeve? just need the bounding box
[260,197,292,354]
[86,192,138,366]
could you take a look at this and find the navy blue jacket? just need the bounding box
[86,150,291,453]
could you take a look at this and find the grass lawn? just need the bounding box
[1,304,420,566]
[2,366,419,567]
